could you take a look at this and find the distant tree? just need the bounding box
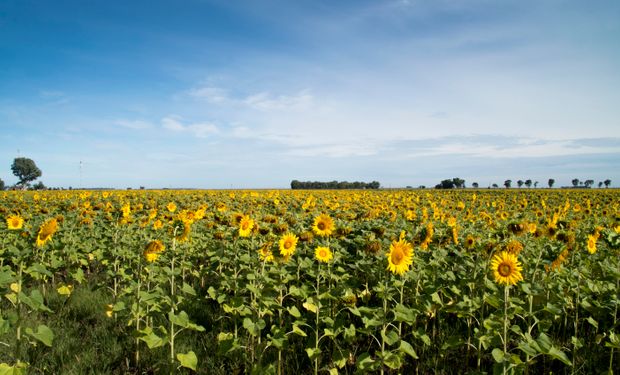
[525,179,532,188]
[436,179,455,189]
[11,157,42,188]
[31,181,46,190]
[492,183,499,188]
[604,179,611,188]
[598,181,603,188]
[0,178,4,190]
[548,178,555,188]
[517,180,524,188]
[504,180,512,188]
[534,181,539,188]
[452,177,465,188]
[572,178,580,188]
[472,182,479,188]
[584,179,594,188]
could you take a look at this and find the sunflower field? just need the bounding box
[0,189,619,374]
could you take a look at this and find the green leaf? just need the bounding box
[287,306,301,318]
[356,352,375,371]
[382,352,402,370]
[547,346,571,366]
[518,342,537,357]
[291,323,307,337]
[586,317,598,329]
[393,304,416,324]
[382,329,399,346]
[344,324,356,341]
[0,361,27,375]
[305,347,321,360]
[492,348,505,363]
[138,327,166,349]
[303,301,318,313]
[328,368,338,375]
[399,340,418,359]
[25,324,54,347]
[181,283,196,296]
[177,351,197,371]
[170,311,190,328]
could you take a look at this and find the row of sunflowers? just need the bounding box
[0,189,619,374]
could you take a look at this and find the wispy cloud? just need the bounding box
[243,90,313,111]
[161,116,219,138]
[188,86,230,104]
[188,85,314,112]
[114,119,153,130]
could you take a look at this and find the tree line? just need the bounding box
[290,180,381,190]
[434,177,612,189]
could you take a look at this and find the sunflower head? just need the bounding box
[315,246,333,263]
[279,233,299,257]
[36,218,58,247]
[490,251,523,286]
[387,237,413,276]
[312,214,334,237]
[238,215,254,237]
[464,235,476,249]
[586,235,597,254]
[6,214,24,230]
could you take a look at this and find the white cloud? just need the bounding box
[114,119,152,130]
[188,86,230,104]
[243,90,313,111]
[161,116,219,138]
[188,84,314,112]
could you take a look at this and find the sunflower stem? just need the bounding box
[503,285,509,375]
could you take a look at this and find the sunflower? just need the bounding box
[464,235,476,249]
[6,214,24,230]
[312,214,334,237]
[153,219,163,230]
[258,242,275,263]
[586,234,597,254]
[144,240,165,263]
[121,203,131,218]
[174,219,192,242]
[167,202,177,213]
[36,218,58,247]
[239,215,254,237]
[279,233,298,257]
[490,251,523,286]
[387,237,413,275]
[315,246,333,263]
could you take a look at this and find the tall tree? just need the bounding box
[572,178,580,187]
[604,179,611,188]
[11,157,42,188]
[584,179,594,188]
[504,179,512,188]
[517,180,524,188]
[0,178,4,190]
[534,181,539,188]
[525,179,532,188]
[548,178,555,188]
[598,181,603,188]
[472,182,479,188]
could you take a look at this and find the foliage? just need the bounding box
[291,180,380,189]
[10,158,42,188]
[0,188,618,374]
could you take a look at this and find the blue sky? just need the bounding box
[1,0,619,189]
